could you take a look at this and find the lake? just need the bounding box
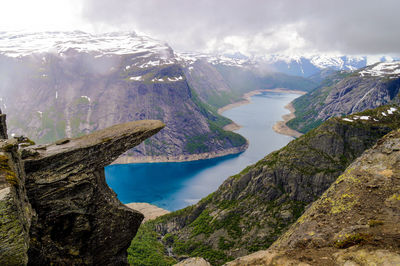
[106,91,299,211]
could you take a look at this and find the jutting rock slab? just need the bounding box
[0,113,165,265]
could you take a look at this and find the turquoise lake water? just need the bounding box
[105,92,299,211]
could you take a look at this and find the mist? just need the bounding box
[80,0,400,56]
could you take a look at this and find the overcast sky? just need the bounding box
[1,0,399,56]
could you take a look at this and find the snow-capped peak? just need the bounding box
[0,31,173,58]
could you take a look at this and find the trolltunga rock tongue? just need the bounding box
[22,120,165,265]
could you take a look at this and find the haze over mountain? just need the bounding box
[1,1,400,58]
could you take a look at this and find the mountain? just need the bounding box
[228,128,400,265]
[0,31,248,161]
[178,52,397,78]
[0,31,326,162]
[256,54,368,77]
[287,62,400,133]
[127,104,400,265]
[179,55,316,109]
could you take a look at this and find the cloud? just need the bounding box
[0,0,86,32]
[81,0,400,55]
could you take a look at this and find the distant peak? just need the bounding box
[0,31,171,57]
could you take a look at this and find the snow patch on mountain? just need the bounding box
[359,62,400,77]
[0,31,173,59]
[176,51,396,77]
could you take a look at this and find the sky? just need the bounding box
[0,0,399,57]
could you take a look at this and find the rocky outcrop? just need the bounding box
[23,120,164,265]
[0,112,165,265]
[175,257,211,266]
[128,105,400,265]
[226,128,400,265]
[0,121,33,265]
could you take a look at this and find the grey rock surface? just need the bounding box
[0,110,164,265]
[227,128,400,265]
[0,124,33,265]
[144,106,399,265]
[23,120,164,265]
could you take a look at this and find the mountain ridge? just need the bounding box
[287,61,400,133]
[227,128,400,265]
[0,31,317,162]
[127,104,400,265]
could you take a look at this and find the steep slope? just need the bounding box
[128,105,400,265]
[183,60,242,109]
[227,128,400,265]
[181,58,316,110]
[0,112,33,265]
[0,111,164,264]
[288,62,400,133]
[0,32,246,161]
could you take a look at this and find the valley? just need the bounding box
[106,91,299,211]
[0,25,400,266]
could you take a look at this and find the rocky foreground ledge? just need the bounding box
[226,129,400,265]
[0,112,164,265]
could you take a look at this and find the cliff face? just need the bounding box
[227,128,400,265]
[128,105,400,265]
[288,62,400,133]
[1,52,246,161]
[0,32,248,162]
[0,110,165,265]
[0,113,33,265]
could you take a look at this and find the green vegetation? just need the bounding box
[286,86,328,133]
[334,233,369,249]
[215,65,316,95]
[189,210,214,237]
[184,87,247,154]
[205,90,240,109]
[0,154,18,186]
[185,135,209,154]
[127,104,400,265]
[368,220,384,227]
[127,223,176,266]
[173,239,233,265]
[218,237,235,250]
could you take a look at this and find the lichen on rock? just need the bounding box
[262,128,400,264]
[0,109,165,265]
[0,137,33,265]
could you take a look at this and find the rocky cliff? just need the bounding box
[288,62,400,133]
[0,31,247,162]
[128,105,400,265]
[0,113,33,265]
[227,128,400,265]
[0,109,165,265]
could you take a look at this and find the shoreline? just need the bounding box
[217,88,306,115]
[113,88,303,164]
[272,103,303,138]
[217,88,305,139]
[125,202,170,222]
[112,142,249,164]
